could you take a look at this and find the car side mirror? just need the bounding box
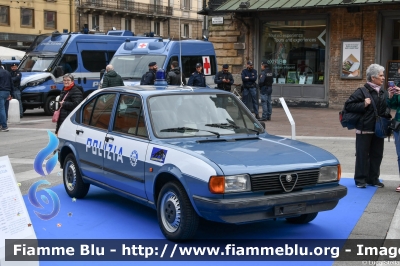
[55,66,63,78]
[100,69,105,80]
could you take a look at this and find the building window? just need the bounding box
[92,14,99,30]
[44,11,56,29]
[125,19,131,31]
[21,8,34,28]
[0,6,9,26]
[181,0,191,10]
[260,19,326,85]
[154,22,160,36]
[183,24,189,38]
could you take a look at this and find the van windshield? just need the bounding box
[110,55,166,80]
[19,54,56,72]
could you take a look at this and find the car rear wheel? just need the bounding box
[63,153,90,198]
[286,212,318,224]
[157,181,199,240]
[44,95,56,116]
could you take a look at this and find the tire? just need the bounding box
[63,153,90,198]
[286,212,318,224]
[44,95,56,116]
[157,181,199,240]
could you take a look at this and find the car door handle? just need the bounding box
[76,129,83,135]
[105,136,114,142]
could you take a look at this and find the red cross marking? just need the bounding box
[138,43,147,48]
[203,56,211,75]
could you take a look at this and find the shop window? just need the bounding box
[44,11,56,29]
[260,19,326,85]
[21,8,34,28]
[0,6,10,26]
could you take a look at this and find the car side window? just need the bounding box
[82,93,116,130]
[113,94,148,138]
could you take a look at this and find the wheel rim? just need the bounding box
[160,191,181,233]
[64,160,77,191]
[49,99,56,113]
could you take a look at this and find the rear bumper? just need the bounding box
[193,184,347,223]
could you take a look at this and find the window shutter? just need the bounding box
[151,21,155,32]
[131,19,135,33]
[181,24,184,37]
[189,24,192,39]
[88,14,92,30]
[160,22,164,37]
[99,15,104,31]
[121,18,125,30]
[181,0,184,9]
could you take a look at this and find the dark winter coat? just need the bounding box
[345,83,389,132]
[167,67,186,85]
[241,68,257,88]
[214,71,234,91]
[102,70,124,88]
[55,85,83,133]
[140,69,156,85]
[188,71,206,87]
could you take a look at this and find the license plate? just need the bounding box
[274,203,306,215]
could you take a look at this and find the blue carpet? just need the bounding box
[22,177,375,266]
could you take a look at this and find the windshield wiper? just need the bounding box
[205,123,239,129]
[160,127,220,138]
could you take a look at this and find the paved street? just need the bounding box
[3,106,400,263]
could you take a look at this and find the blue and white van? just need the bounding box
[107,39,217,87]
[18,31,150,115]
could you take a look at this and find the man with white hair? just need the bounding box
[102,64,124,88]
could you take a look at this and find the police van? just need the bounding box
[18,31,150,115]
[106,38,217,87]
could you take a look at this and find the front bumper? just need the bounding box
[22,92,46,108]
[193,184,347,223]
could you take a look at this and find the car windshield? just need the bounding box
[109,55,166,79]
[148,93,264,138]
[19,54,56,72]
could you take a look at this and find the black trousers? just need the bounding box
[354,133,384,186]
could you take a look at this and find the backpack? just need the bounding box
[140,71,155,85]
[339,88,368,130]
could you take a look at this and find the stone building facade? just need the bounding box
[209,2,400,108]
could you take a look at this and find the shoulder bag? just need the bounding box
[52,92,69,123]
[362,87,391,138]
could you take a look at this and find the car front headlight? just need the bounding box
[318,165,340,183]
[209,174,251,194]
[27,78,46,87]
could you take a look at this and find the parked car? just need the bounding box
[57,85,347,240]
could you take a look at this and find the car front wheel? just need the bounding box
[157,181,199,240]
[44,95,56,116]
[63,153,90,198]
[286,212,318,224]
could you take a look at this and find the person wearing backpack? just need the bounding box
[345,64,388,189]
[140,62,157,85]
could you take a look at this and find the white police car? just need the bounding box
[57,85,347,240]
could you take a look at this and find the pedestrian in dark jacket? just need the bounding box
[188,63,206,87]
[241,61,259,118]
[214,64,234,91]
[167,61,186,85]
[258,62,273,121]
[55,74,83,135]
[10,63,23,118]
[140,62,157,85]
[345,63,389,188]
[102,65,124,88]
[0,62,14,132]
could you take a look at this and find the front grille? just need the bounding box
[250,169,320,192]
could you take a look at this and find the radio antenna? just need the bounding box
[179,16,183,87]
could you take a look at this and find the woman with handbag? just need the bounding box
[54,74,83,135]
[345,64,389,188]
[387,83,400,192]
